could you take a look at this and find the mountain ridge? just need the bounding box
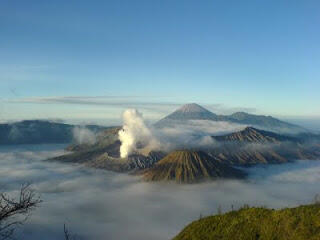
[173,203,320,240]
[156,103,306,134]
[213,126,299,143]
[0,120,106,145]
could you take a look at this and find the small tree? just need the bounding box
[0,184,42,240]
[64,224,75,240]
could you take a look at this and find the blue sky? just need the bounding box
[0,0,319,125]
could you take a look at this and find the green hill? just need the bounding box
[173,203,320,240]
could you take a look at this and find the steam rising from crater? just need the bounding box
[118,108,246,158]
[118,109,155,158]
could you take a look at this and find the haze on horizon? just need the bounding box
[2,2,320,240]
[1,1,320,128]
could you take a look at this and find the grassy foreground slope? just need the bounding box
[173,204,320,240]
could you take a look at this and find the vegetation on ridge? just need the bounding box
[173,203,320,240]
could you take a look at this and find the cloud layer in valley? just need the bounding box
[1,145,320,240]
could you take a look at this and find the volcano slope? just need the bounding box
[49,124,320,183]
[50,127,165,172]
[208,127,320,166]
[173,203,320,240]
[143,150,246,183]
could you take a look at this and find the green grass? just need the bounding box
[173,204,320,240]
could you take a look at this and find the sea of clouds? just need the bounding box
[1,144,320,240]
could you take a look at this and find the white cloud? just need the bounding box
[72,127,97,145]
[1,145,320,240]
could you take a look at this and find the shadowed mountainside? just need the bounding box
[213,126,299,143]
[173,203,320,240]
[51,127,166,172]
[0,120,106,145]
[143,150,246,183]
[209,127,320,166]
[66,127,122,155]
[227,111,306,134]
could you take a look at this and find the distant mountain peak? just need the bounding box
[177,103,211,113]
[155,103,306,134]
[155,103,219,125]
[243,126,260,132]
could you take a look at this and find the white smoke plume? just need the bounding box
[118,109,158,158]
[72,127,97,145]
[118,109,247,157]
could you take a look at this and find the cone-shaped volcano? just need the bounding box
[143,150,246,183]
[158,103,219,122]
